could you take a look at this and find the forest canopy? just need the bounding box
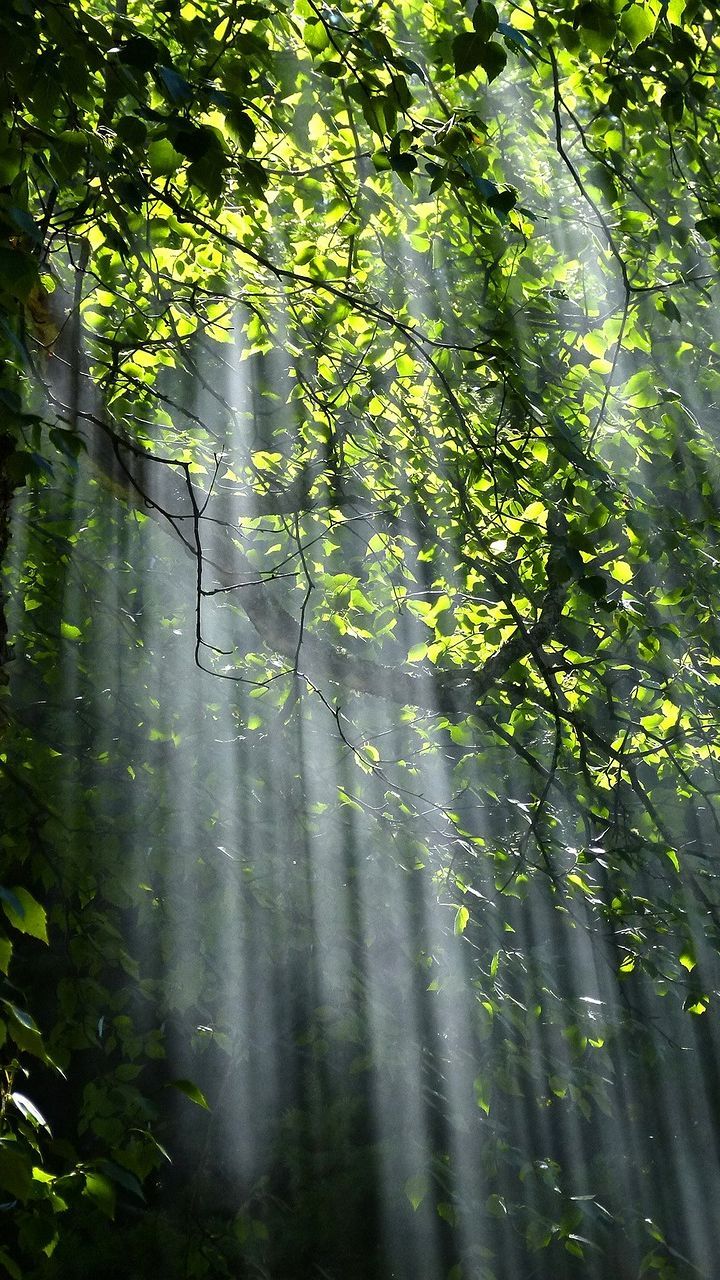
[2,0,720,1277]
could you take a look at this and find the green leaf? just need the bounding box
[578,574,608,600]
[147,138,183,178]
[11,1092,49,1129]
[452,33,507,80]
[473,1076,491,1114]
[238,158,268,199]
[404,1173,429,1211]
[119,33,158,70]
[472,1,499,40]
[657,587,685,606]
[454,905,470,935]
[188,149,227,199]
[661,88,684,124]
[225,105,256,150]
[156,65,192,105]
[3,1001,47,1061]
[166,1078,210,1109]
[695,216,720,243]
[0,1246,22,1280]
[437,1200,457,1225]
[83,1171,116,1218]
[679,946,696,972]
[2,887,48,943]
[304,20,329,52]
[2,1001,39,1033]
[60,621,82,641]
[115,115,147,148]
[0,248,39,301]
[620,2,657,49]
[95,1159,145,1201]
[0,885,21,915]
[0,1146,33,1200]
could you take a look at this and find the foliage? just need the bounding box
[2,0,720,1276]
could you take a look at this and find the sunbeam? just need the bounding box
[3,2,720,1279]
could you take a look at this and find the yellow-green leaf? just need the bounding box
[404,1173,429,1211]
[620,2,657,49]
[454,905,469,935]
[2,887,48,943]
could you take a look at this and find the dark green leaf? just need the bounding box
[452,34,507,81]
[472,2,498,41]
[166,1078,210,1109]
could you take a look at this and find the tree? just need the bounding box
[2,0,720,1276]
